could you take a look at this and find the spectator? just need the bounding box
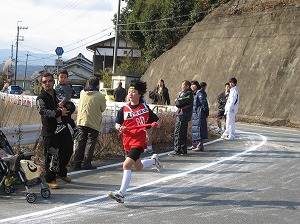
[169,80,193,156]
[54,70,80,139]
[149,79,170,105]
[189,80,209,152]
[73,76,106,170]
[36,72,73,189]
[198,82,209,139]
[108,79,162,203]
[114,81,127,102]
[216,83,230,134]
[221,77,239,140]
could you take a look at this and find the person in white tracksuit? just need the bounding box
[221,78,239,140]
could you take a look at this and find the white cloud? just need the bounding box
[0,0,125,64]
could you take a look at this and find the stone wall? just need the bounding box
[143,0,300,124]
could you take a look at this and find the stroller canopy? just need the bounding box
[0,130,14,158]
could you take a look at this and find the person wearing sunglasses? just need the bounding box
[36,72,73,189]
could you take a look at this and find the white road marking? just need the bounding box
[0,131,267,223]
[237,123,300,136]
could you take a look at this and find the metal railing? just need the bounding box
[0,116,116,147]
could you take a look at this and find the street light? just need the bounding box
[14,21,28,85]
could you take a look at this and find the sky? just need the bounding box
[0,0,126,65]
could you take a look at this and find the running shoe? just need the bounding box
[221,134,228,139]
[151,154,163,172]
[225,136,235,141]
[108,190,124,203]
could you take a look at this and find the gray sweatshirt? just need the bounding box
[55,83,73,105]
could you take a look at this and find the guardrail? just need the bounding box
[0,92,177,146]
[0,124,42,147]
[0,116,116,147]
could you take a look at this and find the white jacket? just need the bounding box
[225,86,239,115]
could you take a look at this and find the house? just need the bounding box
[25,53,93,94]
[43,53,93,86]
[111,73,142,89]
[61,53,94,85]
[86,36,141,75]
[86,36,142,89]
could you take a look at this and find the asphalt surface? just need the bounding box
[0,123,300,224]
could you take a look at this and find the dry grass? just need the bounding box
[226,0,300,15]
[16,113,219,166]
[236,116,300,128]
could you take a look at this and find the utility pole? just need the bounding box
[14,21,28,85]
[9,43,14,81]
[23,53,29,90]
[112,0,122,74]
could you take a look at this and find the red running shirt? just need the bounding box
[122,103,149,152]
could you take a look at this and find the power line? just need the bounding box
[121,25,193,32]
[63,26,114,48]
[118,13,193,26]
[41,6,94,36]
[18,26,114,57]
[64,32,113,53]
[30,0,84,28]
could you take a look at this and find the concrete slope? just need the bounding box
[142,0,300,124]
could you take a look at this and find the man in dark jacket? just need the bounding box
[114,82,127,102]
[36,72,73,189]
[169,80,193,156]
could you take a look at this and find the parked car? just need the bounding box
[7,85,23,95]
[71,85,84,99]
[99,88,115,102]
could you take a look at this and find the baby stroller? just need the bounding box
[0,130,51,203]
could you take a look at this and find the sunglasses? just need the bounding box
[42,79,54,84]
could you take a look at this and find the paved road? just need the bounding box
[0,123,300,224]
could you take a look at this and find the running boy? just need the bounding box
[108,79,163,203]
[55,70,80,139]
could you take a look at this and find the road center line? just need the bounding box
[0,130,267,223]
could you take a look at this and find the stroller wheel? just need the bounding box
[26,193,37,203]
[9,186,15,193]
[41,188,51,198]
[4,186,14,194]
